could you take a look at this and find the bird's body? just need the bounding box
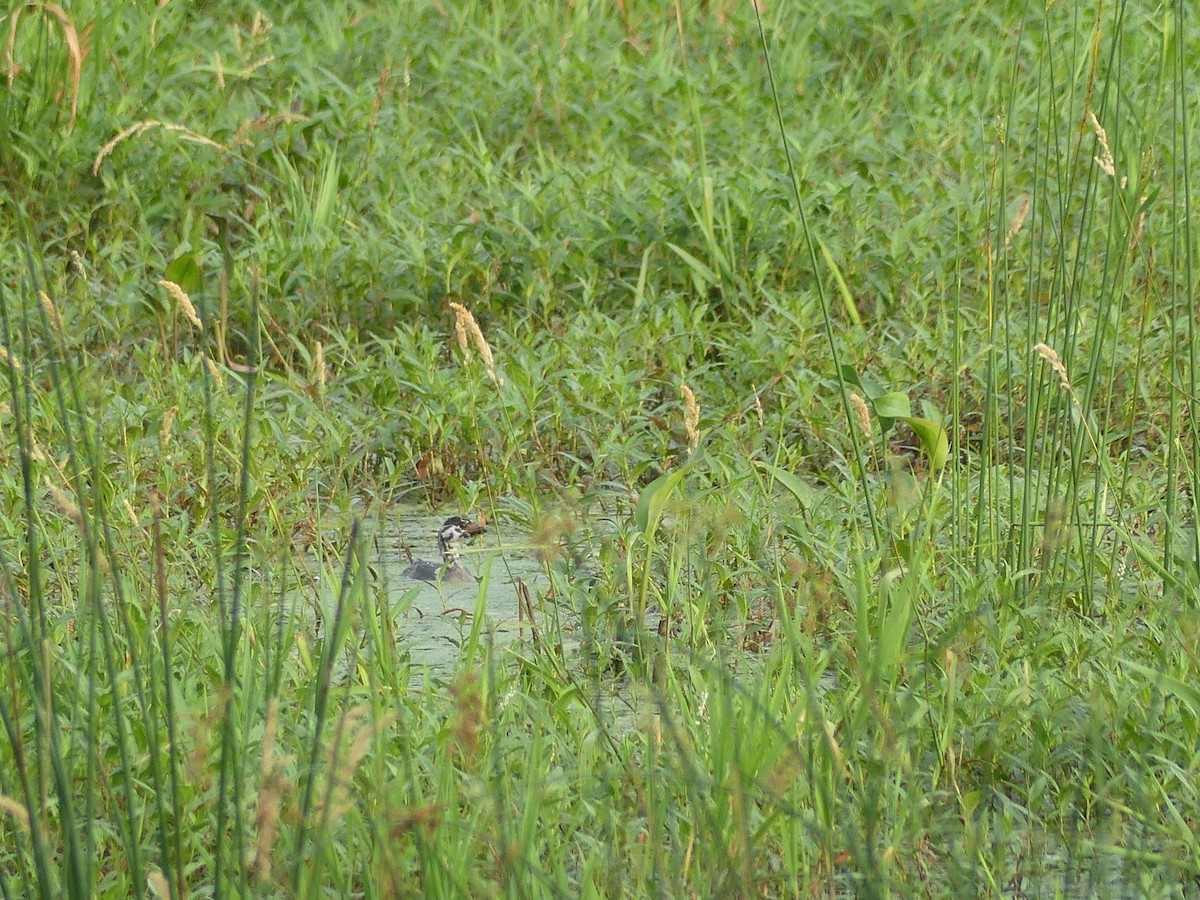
[403,516,487,583]
[402,557,477,583]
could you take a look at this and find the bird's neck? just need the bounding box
[438,537,460,565]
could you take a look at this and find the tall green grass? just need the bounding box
[1,0,1198,895]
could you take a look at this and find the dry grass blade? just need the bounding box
[0,795,30,831]
[5,2,82,130]
[93,120,225,176]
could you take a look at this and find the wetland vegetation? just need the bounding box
[1,0,1198,895]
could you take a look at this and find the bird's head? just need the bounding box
[437,516,487,556]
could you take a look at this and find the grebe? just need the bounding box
[403,516,487,583]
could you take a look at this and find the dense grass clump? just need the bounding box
[2,0,1199,896]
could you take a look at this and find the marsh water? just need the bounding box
[369,506,552,681]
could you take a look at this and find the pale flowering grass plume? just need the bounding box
[158,280,203,330]
[45,477,82,526]
[681,383,700,453]
[0,345,21,371]
[160,405,177,449]
[849,391,872,438]
[38,290,63,334]
[450,309,469,351]
[28,434,49,465]
[1005,193,1030,247]
[447,301,501,384]
[1132,199,1148,251]
[321,708,396,827]
[1087,109,1127,190]
[313,340,327,392]
[147,871,170,899]
[1034,341,1104,455]
[123,497,139,529]
[1034,342,1072,393]
[203,354,225,390]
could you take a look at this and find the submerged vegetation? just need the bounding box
[1,0,1198,895]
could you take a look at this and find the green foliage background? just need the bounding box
[1,1,1198,896]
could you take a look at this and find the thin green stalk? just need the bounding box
[752,3,881,554]
[215,274,262,898]
[0,256,81,899]
[291,518,361,888]
[1175,0,1200,576]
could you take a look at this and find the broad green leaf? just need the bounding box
[897,416,950,471]
[839,364,887,401]
[873,392,911,419]
[635,468,687,540]
[164,252,202,294]
[752,460,816,510]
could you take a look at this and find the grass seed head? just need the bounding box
[1006,193,1030,246]
[682,382,700,452]
[160,405,177,449]
[313,340,326,391]
[93,120,224,176]
[450,309,469,351]
[38,291,63,334]
[447,301,500,384]
[850,391,872,438]
[45,478,82,526]
[1132,200,1147,250]
[251,701,285,885]
[147,871,170,898]
[1087,110,1126,189]
[1034,342,1072,392]
[203,354,224,389]
[158,280,203,330]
